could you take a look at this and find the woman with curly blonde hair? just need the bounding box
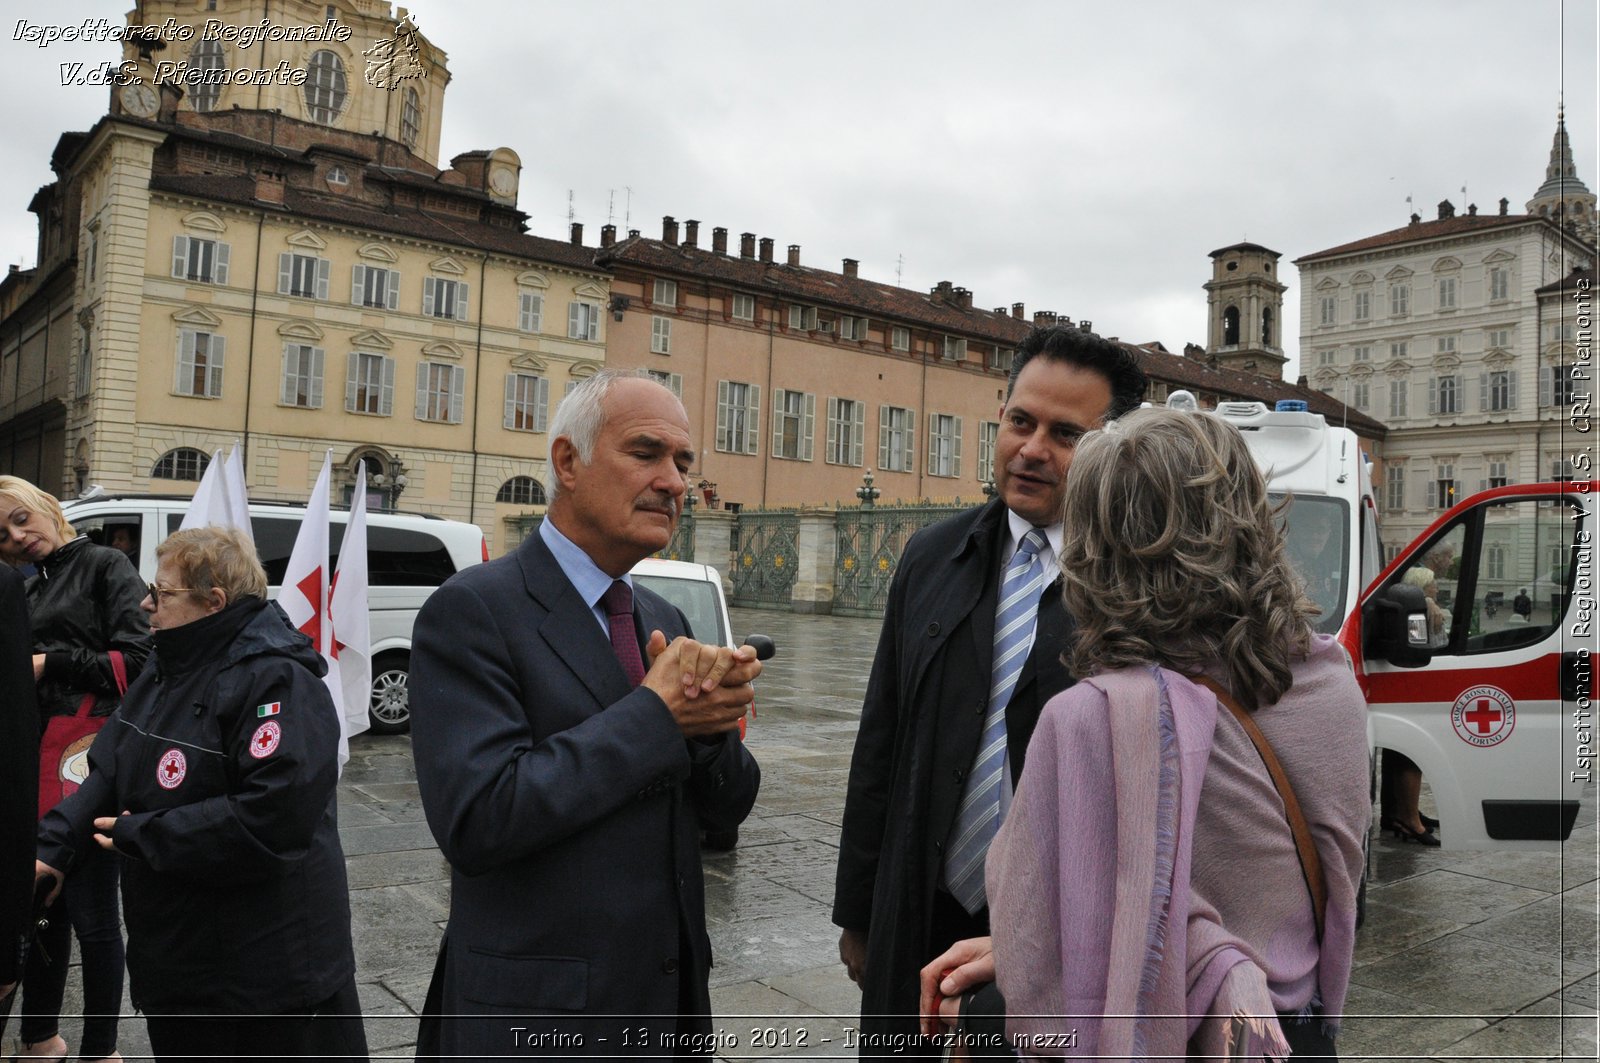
[922,408,1369,1060]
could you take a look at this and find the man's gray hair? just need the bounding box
[546,368,676,501]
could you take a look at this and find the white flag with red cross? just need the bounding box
[330,466,372,748]
[279,450,354,771]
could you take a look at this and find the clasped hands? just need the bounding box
[643,632,762,736]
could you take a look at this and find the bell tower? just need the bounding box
[1204,242,1288,378]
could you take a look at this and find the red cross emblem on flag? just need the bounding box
[157,747,187,790]
[1451,686,1516,748]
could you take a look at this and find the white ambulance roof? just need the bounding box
[1203,400,1360,500]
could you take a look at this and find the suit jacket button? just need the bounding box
[662,958,679,974]
[927,622,940,636]
[934,840,943,853]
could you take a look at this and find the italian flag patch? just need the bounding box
[256,702,282,718]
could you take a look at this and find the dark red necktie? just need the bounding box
[601,580,646,687]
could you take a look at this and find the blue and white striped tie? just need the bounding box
[944,528,1052,914]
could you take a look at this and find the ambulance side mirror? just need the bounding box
[1363,583,1433,668]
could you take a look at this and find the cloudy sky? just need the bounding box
[1,0,1594,379]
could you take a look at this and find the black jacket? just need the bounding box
[832,499,1074,1037]
[1,566,39,986]
[26,536,150,718]
[37,597,355,1014]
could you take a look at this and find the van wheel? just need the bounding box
[368,652,411,735]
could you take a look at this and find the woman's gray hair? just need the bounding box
[547,368,678,501]
[1057,407,1320,711]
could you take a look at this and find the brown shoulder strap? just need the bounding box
[1195,676,1327,942]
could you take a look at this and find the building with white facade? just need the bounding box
[1295,117,1595,558]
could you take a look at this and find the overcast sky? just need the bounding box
[1,0,1594,379]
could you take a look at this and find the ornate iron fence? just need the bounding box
[652,511,695,562]
[833,503,973,616]
[728,510,801,608]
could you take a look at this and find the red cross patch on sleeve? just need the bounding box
[250,720,282,759]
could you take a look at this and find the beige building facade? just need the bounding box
[0,0,607,555]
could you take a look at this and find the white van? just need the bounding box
[60,492,488,734]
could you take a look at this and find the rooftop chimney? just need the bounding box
[684,220,699,248]
[1079,320,1093,332]
[1012,302,1025,320]
[954,286,973,309]
[1184,342,1206,360]
[1409,213,1421,226]
[1033,310,1056,326]
[601,223,616,248]
[569,222,583,246]
[759,237,774,263]
[1467,203,1478,216]
[1437,199,1455,221]
[712,227,728,254]
[628,229,640,239]
[933,280,954,301]
[1499,197,1509,216]
[842,258,858,278]
[254,168,285,205]
[993,307,1007,315]
[787,244,801,266]
[740,232,756,258]
[662,216,679,245]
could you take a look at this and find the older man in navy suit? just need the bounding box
[412,369,761,1058]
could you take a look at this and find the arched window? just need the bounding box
[189,39,225,111]
[1222,306,1240,346]
[1261,306,1274,345]
[400,87,421,148]
[303,50,348,125]
[151,447,212,481]
[496,476,547,506]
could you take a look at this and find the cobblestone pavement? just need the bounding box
[24,606,1599,1060]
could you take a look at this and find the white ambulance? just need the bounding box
[1344,481,1593,850]
[1186,395,1592,851]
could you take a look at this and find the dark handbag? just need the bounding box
[36,650,127,818]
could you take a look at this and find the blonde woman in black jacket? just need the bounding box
[0,476,147,1063]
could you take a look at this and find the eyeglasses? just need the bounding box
[147,583,198,604]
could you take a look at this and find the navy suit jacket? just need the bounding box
[411,531,759,1056]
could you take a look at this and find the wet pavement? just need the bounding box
[24,606,1600,1060]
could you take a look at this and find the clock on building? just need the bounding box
[488,165,516,199]
[118,82,160,119]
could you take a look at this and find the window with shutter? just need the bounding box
[504,373,548,432]
[174,236,227,283]
[281,343,325,408]
[349,352,391,415]
[519,292,544,332]
[568,301,599,341]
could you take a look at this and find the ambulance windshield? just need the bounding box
[1276,495,1351,635]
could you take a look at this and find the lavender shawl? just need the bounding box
[988,637,1368,1059]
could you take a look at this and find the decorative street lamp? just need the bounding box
[856,470,881,509]
[981,477,998,499]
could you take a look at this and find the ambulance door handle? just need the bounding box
[1561,652,1585,702]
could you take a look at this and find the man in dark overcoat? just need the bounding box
[833,326,1147,1049]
